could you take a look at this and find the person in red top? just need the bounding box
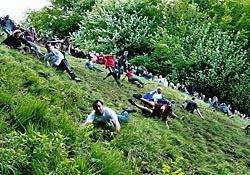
[122,68,145,87]
[128,95,178,128]
[97,52,105,64]
[103,53,122,87]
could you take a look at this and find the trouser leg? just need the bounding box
[27,41,42,53]
[112,72,121,86]
[58,59,76,79]
[129,77,144,85]
[93,66,103,72]
[118,111,129,123]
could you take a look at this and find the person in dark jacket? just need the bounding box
[117,51,128,79]
[1,30,30,53]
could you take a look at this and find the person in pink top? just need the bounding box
[103,53,122,87]
[122,68,145,87]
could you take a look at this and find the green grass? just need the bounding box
[0,44,250,175]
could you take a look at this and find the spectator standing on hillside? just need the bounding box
[118,51,129,79]
[103,53,122,87]
[82,100,136,132]
[0,15,16,35]
[183,97,204,119]
[45,42,81,82]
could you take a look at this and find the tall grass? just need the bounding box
[0,45,249,174]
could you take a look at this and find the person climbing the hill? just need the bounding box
[82,100,136,132]
[128,94,177,128]
[44,42,81,82]
[122,67,145,87]
[1,29,31,53]
[117,50,129,79]
[183,97,204,119]
[103,53,122,87]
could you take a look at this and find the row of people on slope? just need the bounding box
[1,21,146,87]
[85,50,147,88]
[1,15,247,119]
[83,87,204,132]
[1,22,44,59]
[153,76,248,119]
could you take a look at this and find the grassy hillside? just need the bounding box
[0,45,250,175]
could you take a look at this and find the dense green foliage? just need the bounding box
[24,0,96,37]
[72,0,165,55]
[0,44,250,174]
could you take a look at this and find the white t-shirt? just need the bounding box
[45,48,64,66]
[86,107,118,127]
[153,93,162,103]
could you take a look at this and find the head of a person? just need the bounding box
[45,42,52,51]
[157,87,162,94]
[13,30,22,38]
[29,27,35,33]
[64,36,71,43]
[124,51,128,56]
[170,100,175,110]
[5,15,9,20]
[92,100,104,115]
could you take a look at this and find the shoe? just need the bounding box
[133,94,142,99]
[128,99,136,106]
[123,107,137,113]
[73,77,81,82]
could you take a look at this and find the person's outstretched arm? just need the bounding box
[113,119,121,133]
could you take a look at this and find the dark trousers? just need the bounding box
[57,59,76,79]
[104,67,121,86]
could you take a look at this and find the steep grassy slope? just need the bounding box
[0,45,250,175]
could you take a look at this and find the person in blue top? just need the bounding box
[45,42,81,81]
[0,15,16,35]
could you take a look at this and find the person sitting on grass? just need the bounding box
[82,100,136,133]
[1,29,30,53]
[128,94,178,128]
[45,42,81,82]
[183,97,204,119]
[23,26,44,59]
[85,56,104,73]
[122,68,145,88]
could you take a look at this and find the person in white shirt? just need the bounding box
[45,42,81,81]
[82,100,135,132]
[152,87,163,103]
